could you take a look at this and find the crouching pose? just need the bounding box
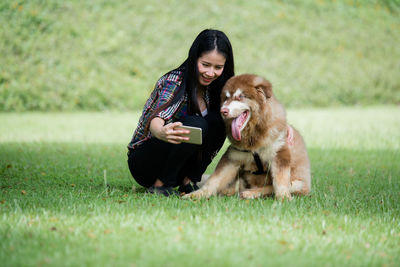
[127,29,235,197]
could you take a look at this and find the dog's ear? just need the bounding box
[253,76,272,98]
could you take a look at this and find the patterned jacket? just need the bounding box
[128,68,209,149]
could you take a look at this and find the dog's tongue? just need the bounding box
[231,112,247,141]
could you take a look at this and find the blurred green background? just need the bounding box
[1,0,399,111]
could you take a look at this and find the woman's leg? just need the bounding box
[158,115,208,187]
[127,115,208,188]
[127,138,171,188]
[201,111,226,173]
[181,111,226,183]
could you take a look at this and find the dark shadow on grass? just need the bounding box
[0,143,399,217]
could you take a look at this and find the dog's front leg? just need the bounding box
[183,154,240,199]
[272,146,292,200]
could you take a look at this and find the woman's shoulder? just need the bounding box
[157,68,184,86]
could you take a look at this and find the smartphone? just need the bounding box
[176,125,202,145]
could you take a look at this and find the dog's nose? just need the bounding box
[221,107,229,117]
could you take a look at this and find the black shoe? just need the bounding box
[178,182,199,194]
[147,185,179,197]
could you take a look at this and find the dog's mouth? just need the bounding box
[231,110,250,141]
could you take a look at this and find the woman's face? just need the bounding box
[197,50,226,87]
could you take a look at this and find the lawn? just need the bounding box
[1,0,399,111]
[1,107,399,266]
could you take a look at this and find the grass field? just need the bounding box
[1,0,399,111]
[1,107,399,266]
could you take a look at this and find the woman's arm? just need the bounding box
[150,117,190,144]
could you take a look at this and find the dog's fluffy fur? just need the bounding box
[185,74,311,200]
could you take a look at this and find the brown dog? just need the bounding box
[184,74,311,200]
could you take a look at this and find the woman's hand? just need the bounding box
[150,117,190,144]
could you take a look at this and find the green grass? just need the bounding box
[1,0,400,111]
[1,107,399,266]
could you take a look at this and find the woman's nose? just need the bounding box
[206,68,214,77]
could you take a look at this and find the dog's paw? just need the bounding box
[274,185,292,201]
[275,191,292,201]
[240,190,262,199]
[182,189,211,199]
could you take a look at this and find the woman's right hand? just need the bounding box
[150,117,190,144]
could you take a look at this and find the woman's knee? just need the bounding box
[127,155,154,188]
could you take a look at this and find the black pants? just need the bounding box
[127,112,226,188]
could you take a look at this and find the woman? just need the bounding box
[127,29,235,196]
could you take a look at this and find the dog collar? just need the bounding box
[231,147,268,175]
[231,126,293,175]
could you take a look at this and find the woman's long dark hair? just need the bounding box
[144,29,234,135]
[180,29,235,114]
